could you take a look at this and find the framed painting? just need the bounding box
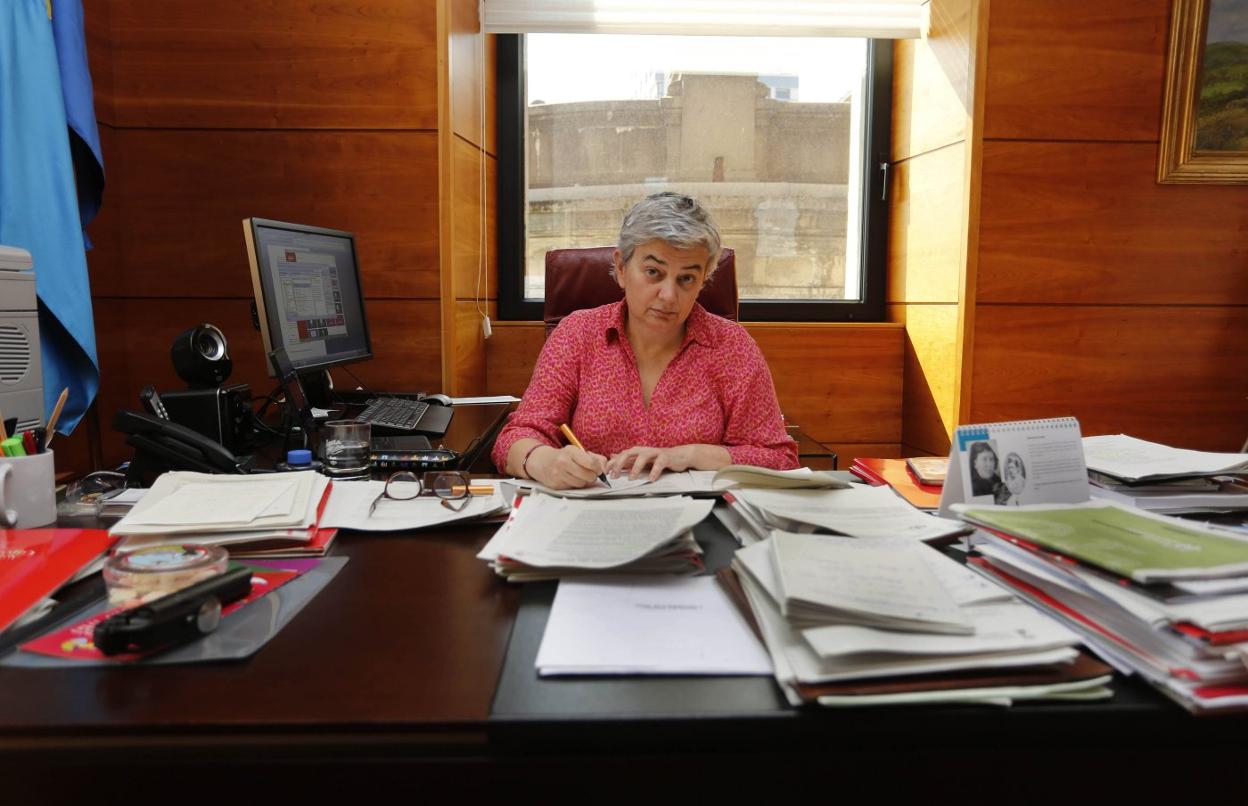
[1158,0,1248,183]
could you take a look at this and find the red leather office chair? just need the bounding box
[543,246,738,338]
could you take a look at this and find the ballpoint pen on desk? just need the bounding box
[559,423,609,486]
[44,387,69,448]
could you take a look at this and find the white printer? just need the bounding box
[0,245,44,431]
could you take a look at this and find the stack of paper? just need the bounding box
[477,494,715,582]
[958,500,1248,714]
[728,531,1109,707]
[723,484,968,546]
[1083,435,1248,514]
[110,471,337,558]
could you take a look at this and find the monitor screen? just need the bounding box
[243,218,372,377]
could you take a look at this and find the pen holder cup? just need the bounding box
[0,449,57,528]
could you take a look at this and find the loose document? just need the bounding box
[319,479,508,531]
[535,575,772,676]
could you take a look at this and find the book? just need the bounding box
[0,529,118,634]
[905,457,947,486]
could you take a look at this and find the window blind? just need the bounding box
[482,0,929,39]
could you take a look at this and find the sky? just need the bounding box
[1207,0,1248,43]
[526,34,867,105]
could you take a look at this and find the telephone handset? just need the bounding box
[114,410,247,476]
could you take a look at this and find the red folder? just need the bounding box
[0,529,117,633]
[849,458,942,510]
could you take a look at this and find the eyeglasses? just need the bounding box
[368,471,475,517]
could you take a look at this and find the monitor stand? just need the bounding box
[299,369,335,410]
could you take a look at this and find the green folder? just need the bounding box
[961,503,1248,583]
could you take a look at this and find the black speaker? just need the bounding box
[161,383,254,456]
[171,324,233,388]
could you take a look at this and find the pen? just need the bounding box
[21,431,36,455]
[0,410,7,441]
[559,423,609,485]
[44,387,69,448]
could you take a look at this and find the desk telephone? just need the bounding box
[114,410,248,478]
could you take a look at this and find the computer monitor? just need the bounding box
[243,218,372,378]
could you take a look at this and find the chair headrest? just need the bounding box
[543,247,737,338]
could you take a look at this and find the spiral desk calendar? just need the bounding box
[938,417,1091,517]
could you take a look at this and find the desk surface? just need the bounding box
[1,516,1245,795]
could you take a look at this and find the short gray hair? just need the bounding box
[618,192,722,276]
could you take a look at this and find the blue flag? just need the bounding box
[50,0,104,244]
[0,0,100,434]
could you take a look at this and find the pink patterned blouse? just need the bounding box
[492,301,799,471]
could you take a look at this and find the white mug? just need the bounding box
[0,449,57,528]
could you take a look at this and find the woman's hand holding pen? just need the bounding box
[526,444,608,490]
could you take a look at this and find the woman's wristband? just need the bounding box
[520,443,546,479]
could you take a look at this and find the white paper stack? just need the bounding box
[728,532,1110,707]
[534,576,772,676]
[110,471,334,556]
[724,485,969,546]
[1082,435,1248,515]
[477,494,715,582]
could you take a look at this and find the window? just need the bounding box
[497,34,891,322]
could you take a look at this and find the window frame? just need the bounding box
[496,34,891,323]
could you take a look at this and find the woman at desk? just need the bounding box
[493,192,798,490]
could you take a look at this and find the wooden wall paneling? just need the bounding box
[485,322,545,398]
[954,0,990,425]
[887,145,966,304]
[890,303,960,456]
[450,0,498,155]
[892,0,972,162]
[346,300,444,395]
[749,325,904,446]
[969,305,1248,452]
[976,141,1248,305]
[983,0,1169,141]
[453,301,495,395]
[104,130,440,300]
[83,0,115,127]
[107,1,438,130]
[85,125,123,294]
[451,138,498,299]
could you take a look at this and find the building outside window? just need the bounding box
[498,33,891,322]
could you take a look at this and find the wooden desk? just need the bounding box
[1,517,1245,799]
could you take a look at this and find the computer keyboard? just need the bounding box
[354,397,430,430]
